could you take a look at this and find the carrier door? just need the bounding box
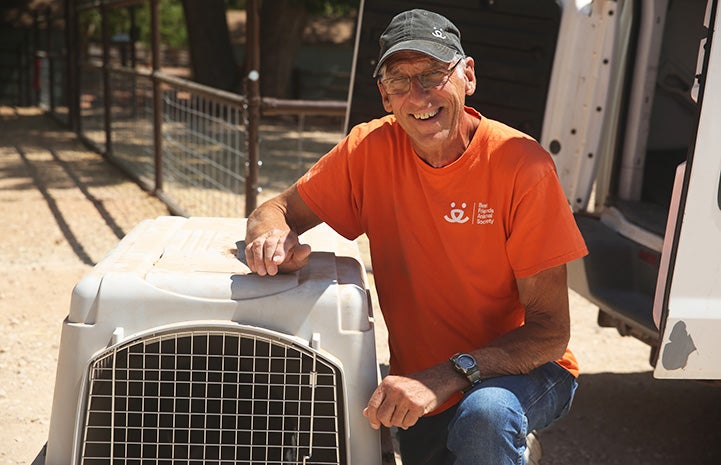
[653,0,721,380]
[540,0,622,212]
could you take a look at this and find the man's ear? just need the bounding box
[463,57,477,96]
[377,80,394,113]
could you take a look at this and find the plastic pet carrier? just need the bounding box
[41,217,382,465]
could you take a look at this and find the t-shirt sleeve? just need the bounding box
[296,134,365,240]
[506,155,588,278]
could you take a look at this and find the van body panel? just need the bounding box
[541,0,620,211]
[654,0,721,379]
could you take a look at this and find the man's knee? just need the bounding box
[446,386,528,464]
[449,386,527,443]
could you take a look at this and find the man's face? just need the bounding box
[377,52,476,159]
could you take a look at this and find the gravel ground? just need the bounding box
[1,106,720,465]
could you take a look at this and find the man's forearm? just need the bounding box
[469,320,569,380]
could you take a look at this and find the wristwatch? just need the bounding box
[450,352,482,387]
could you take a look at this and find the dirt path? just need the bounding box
[1,107,719,464]
[0,107,171,464]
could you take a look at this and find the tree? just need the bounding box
[181,0,240,92]
[259,0,356,98]
[258,0,308,98]
[179,0,356,96]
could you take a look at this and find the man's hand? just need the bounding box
[244,184,320,276]
[363,364,463,430]
[363,375,437,430]
[244,228,311,276]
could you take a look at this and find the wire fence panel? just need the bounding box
[23,0,350,219]
[256,116,345,205]
[109,70,155,187]
[79,64,106,151]
[38,51,69,124]
[161,90,247,217]
[77,65,346,218]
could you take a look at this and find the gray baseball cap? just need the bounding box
[373,9,465,77]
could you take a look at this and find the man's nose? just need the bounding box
[408,76,430,100]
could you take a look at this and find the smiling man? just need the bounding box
[244,9,587,465]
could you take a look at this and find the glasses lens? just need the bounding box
[419,70,449,89]
[382,77,409,95]
[380,58,462,95]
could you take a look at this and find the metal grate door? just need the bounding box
[80,328,346,465]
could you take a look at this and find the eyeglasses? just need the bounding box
[379,58,464,96]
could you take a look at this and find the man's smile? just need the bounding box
[412,108,441,120]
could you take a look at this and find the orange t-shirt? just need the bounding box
[297,108,587,411]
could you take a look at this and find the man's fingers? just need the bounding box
[364,382,408,429]
[245,230,311,276]
[245,232,283,276]
[282,243,311,269]
[390,407,409,429]
[363,388,385,430]
[263,237,286,275]
[362,407,381,430]
[293,243,312,261]
[399,408,421,430]
[375,400,397,428]
[364,375,434,430]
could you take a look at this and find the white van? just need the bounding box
[349,0,720,381]
[541,0,721,381]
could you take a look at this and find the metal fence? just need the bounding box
[1,7,68,115]
[0,28,32,106]
[28,0,349,218]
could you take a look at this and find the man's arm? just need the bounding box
[244,183,322,276]
[474,262,571,376]
[363,264,571,430]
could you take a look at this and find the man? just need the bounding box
[244,8,587,465]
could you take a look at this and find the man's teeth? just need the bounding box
[413,109,439,120]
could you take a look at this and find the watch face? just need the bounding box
[456,354,476,370]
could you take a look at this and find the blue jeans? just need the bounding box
[396,361,578,465]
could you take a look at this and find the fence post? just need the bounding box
[244,0,261,216]
[32,10,40,105]
[65,0,80,133]
[101,1,112,156]
[16,42,23,106]
[129,5,138,119]
[47,6,55,113]
[151,0,163,193]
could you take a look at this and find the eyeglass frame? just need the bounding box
[377,55,465,96]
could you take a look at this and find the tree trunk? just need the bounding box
[181,0,240,92]
[259,0,308,98]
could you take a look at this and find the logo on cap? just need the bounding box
[432,27,447,40]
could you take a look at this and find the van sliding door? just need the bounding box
[653,0,721,380]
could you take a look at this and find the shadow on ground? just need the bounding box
[541,371,721,464]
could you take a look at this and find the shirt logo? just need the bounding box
[444,202,469,223]
[444,201,495,225]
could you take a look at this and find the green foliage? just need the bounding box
[304,0,358,16]
[76,0,358,48]
[136,0,188,48]
[225,0,246,9]
[249,0,356,15]
[78,0,188,49]
[226,0,358,13]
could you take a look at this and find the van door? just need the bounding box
[653,0,721,380]
[540,0,621,212]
